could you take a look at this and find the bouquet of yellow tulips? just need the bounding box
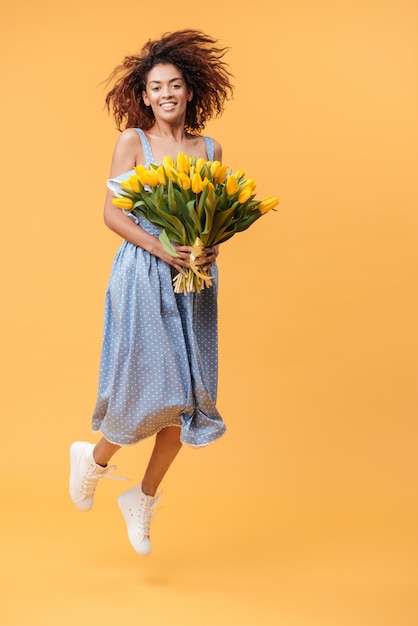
[112,153,279,294]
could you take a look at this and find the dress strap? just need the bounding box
[203,136,215,161]
[133,128,155,166]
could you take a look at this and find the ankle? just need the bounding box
[141,481,157,498]
[93,448,109,467]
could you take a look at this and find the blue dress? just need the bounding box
[92,129,226,447]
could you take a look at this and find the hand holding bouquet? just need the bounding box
[112,153,279,294]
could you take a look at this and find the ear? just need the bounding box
[187,88,193,102]
[142,90,150,106]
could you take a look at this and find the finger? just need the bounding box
[203,247,218,257]
[173,263,188,277]
[176,251,192,262]
[203,255,215,265]
[173,257,190,269]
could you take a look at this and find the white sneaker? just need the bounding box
[118,483,162,556]
[69,441,117,511]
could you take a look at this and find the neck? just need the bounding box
[148,120,188,141]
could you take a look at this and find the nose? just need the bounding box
[161,85,172,98]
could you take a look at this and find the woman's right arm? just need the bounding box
[103,130,191,273]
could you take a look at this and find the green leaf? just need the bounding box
[159,229,180,257]
[186,198,201,234]
[154,184,165,210]
[167,179,178,212]
[210,204,238,233]
[201,205,213,235]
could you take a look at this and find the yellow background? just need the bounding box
[1,0,417,624]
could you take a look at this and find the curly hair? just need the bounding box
[105,29,233,133]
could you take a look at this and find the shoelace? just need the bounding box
[81,465,129,497]
[138,492,163,536]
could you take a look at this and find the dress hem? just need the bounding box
[92,423,226,448]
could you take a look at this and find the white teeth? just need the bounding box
[161,103,176,110]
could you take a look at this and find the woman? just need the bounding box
[69,30,233,556]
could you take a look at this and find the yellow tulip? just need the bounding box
[234,169,245,179]
[156,165,167,185]
[163,164,176,181]
[134,164,148,186]
[191,172,203,194]
[195,157,206,174]
[238,185,253,204]
[144,169,159,187]
[112,197,134,210]
[215,164,228,184]
[128,175,140,193]
[178,173,191,190]
[121,180,132,190]
[201,177,215,192]
[258,196,280,213]
[226,175,240,196]
[176,152,190,174]
[163,155,175,169]
[210,161,221,179]
[244,178,256,192]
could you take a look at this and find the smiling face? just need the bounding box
[142,63,193,124]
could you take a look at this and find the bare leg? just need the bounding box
[93,437,121,466]
[141,426,182,496]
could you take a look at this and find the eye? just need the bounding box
[151,86,161,92]
[171,83,182,89]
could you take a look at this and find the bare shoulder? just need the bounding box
[114,128,143,152]
[197,134,223,161]
[109,128,145,176]
[211,138,223,161]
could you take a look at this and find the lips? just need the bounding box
[160,102,176,111]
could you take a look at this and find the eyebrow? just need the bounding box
[148,77,184,85]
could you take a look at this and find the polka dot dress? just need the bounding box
[92,129,226,447]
